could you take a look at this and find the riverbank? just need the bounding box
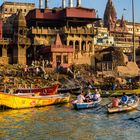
[0,64,140,97]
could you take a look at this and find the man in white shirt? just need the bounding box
[77,92,85,103]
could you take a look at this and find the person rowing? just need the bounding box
[111,96,120,108]
[120,92,128,105]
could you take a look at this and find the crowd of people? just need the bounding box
[76,88,101,103]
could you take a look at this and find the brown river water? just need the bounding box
[0,98,140,140]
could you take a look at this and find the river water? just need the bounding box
[0,98,140,140]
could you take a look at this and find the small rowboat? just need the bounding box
[15,84,59,95]
[107,96,139,113]
[72,98,101,110]
[0,92,70,109]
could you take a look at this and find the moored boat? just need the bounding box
[58,85,81,94]
[15,84,59,95]
[72,98,101,110]
[0,92,70,109]
[107,96,139,113]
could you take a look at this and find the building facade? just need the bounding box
[0,1,99,68]
[25,7,99,67]
[0,1,35,21]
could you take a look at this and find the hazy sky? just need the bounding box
[1,0,140,23]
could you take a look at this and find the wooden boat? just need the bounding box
[58,85,81,94]
[107,96,139,113]
[15,84,59,95]
[0,92,70,109]
[105,89,140,97]
[72,98,101,110]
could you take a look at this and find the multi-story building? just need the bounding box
[0,1,35,38]
[0,0,100,67]
[0,1,35,21]
[103,0,140,60]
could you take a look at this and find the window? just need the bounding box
[5,8,7,12]
[63,55,68,63]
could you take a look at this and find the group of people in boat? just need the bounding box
[111,92,138,108]
[77,88,101,103]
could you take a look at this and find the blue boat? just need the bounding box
[72,98,101,110]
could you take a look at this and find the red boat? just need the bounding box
[15,84,59,95]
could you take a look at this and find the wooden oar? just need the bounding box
[128,115,140,121]
[94,91,116,112]
[94,102,111,111]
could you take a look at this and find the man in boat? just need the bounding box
[77,91,86,103]
[127,94,138,104]
[111,96,120,108]
[92,89,101,101]
[120,92,128,104]
[85,89,93,100]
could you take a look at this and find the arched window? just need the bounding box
[88,41,92,52]
[81,41,86,51]
[69,41,73,46]
[75,41,79,51]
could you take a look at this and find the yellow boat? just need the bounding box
[0,92,70,109]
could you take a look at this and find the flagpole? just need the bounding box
[132,0,135,62]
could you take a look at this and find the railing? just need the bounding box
[29,27,96,35]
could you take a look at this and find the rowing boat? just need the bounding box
[72,98,101,110]
[15,84,59,95]
[107,96,139,113]
[0,92,70,109]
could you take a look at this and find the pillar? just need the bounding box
[69,0,73,7]
[62,0,66,8]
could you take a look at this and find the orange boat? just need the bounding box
[15,84,59,95]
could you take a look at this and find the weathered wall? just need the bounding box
[0,20,2,39]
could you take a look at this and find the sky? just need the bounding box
[1,0,140,23]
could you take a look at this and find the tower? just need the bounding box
[13,10,27,64]
[103,0,117,30]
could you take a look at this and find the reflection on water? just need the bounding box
[0,99,140,140]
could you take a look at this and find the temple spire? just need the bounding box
[55,34,63,46]
[103,0,117,30]
[120,15,127,31]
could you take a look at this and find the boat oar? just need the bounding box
[94,91,117,112]
[128,115,140,121]
[94,102,111,112]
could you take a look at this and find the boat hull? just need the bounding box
[15,84,59,95]
[0,92,70,109]
[58,86,81,94]
[72,98,101,110]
